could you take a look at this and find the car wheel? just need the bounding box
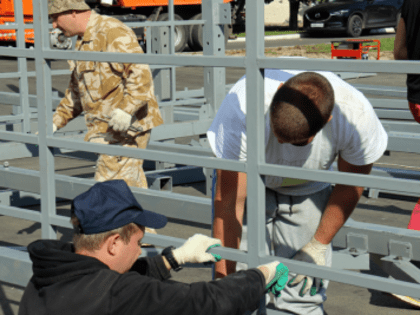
[157,13,188,52]
[394,12,401,31]
[347,15,363,37]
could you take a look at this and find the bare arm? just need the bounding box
[314,155,373,244]
[394,17,408,60]
[213,169,247,278]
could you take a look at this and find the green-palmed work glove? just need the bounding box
[288,237,328,297]
[257,261,289,297]
[173,234,222,265]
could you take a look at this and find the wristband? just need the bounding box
[162,246,183,272]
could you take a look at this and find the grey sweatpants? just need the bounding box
[237,186,333,315]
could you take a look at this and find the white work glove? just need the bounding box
[108,108,132,132]
[35,124,57,135]
[257,261,289,297]
[172,234,222,265]
[288,237,328,297]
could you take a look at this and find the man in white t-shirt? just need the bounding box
[207,70,388,314]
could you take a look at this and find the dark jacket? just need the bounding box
[18,240,266,315]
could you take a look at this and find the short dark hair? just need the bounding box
[269,72,334,142]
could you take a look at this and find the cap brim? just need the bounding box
[133,209,167,229]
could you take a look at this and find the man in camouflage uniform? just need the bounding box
[48,0,163,189]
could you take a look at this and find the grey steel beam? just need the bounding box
[145,166,206,185]
[258,58,420,75]
[352,84,406,97]
[150,119,214,140]
[143,233,420,298]
[258,161,420,195]
[379,257,420,285]
[370,99,409,109]
[47,137,246,173]
[244,1,267,312]
[0,204,41,222]
[42,50,246,68]
[0,47,35,58]
[334,218,420,261]
[0,130,38,144]
[388,131,420,154]
[33,0,58,239]
[374,109,413,120]
[14,0,31,134]
[202,0,228,117]
[380,120,420,134]
[0,247,32,287]
[0,166,212,225]
[0,69,70,79]
[0,91,61,108]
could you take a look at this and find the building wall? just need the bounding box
[264,0,309,27]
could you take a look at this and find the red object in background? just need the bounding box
[408,200,420,231]
[331,39,381,60]
[0,0,34,44]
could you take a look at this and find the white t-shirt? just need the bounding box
[207,69,388,196]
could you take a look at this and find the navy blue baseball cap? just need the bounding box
[71,180,167,235]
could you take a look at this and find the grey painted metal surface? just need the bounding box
[0,0,419,314]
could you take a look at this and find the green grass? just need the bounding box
[303,37,395,54]
[236,30,301,38]
[304,43,330,53]
[235,32,395,53]
[378,37,395,51]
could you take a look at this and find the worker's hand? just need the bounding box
[288,237,328,297]
[257,261,289,297]
[35,124,57,135]
[173,234,222,265]
[108,108,132,132]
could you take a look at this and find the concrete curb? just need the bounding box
[228,27,395,43]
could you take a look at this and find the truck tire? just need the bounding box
[157,13,188,52]
[188,13,229,52]
[347,15,363,37]
[188,14,203,51]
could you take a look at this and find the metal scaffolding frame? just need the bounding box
[0,0,419,314]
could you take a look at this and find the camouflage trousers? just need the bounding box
[93,130,151,188]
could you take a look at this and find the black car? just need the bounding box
[303,0,403,37]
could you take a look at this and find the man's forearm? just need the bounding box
[314,184,364,244]
[213,170,247,277]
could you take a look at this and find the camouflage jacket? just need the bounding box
[53,11,163,141]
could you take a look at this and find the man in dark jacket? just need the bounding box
[19,180,288,315]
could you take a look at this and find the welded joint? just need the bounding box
[342,233,368,256]
[384,240,413,261]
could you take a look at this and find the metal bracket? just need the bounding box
[387,240,413,261]
[146,174,173,192]
[340,233,368,256]
[216,3,232,25]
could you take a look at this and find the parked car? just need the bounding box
[303,0,403,37]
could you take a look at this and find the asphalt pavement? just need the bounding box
[1,30,420,315]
